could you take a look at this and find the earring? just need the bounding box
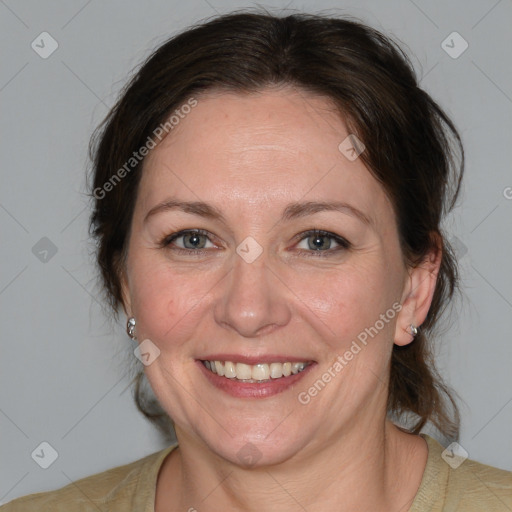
[410,324,418,337]
[127,317,137,340]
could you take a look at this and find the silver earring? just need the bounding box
[127,317,137,340]
[410,324,418,337]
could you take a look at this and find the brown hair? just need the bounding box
[89,11,463,440]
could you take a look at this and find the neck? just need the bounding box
[156,418,427,512]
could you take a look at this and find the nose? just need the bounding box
[213,254,292,338]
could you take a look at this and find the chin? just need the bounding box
[199,424,309,468]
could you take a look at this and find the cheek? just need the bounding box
[288,259,399,350]
[128,259,210,349]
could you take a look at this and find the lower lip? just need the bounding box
[196,360,315,399]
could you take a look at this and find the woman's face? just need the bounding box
[122,87,419,465]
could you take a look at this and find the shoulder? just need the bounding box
[445,453,512,510]
[0,444,177,512]
[411,434,512,512]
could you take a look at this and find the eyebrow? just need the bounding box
[282,201,372,226]
[144,199,372,226]
[144,199,227,224]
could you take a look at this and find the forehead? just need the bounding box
[137,87,393,225]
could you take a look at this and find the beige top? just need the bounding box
[2,434,511,511]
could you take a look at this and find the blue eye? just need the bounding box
[160,228,350,257]
[295,230,350,255]
[178,232,210,249]
[162,229,214,251]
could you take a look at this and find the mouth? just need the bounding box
[197,357,315,398]
[201,359,311,382]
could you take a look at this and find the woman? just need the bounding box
[3,11,511,512]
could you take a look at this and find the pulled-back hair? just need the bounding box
[89,11,463,441]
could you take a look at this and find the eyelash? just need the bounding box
[293,229,351,257]
[160,229,351,258]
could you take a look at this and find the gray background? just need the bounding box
[1,0,511,503]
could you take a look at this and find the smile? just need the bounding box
[202,360,310,382]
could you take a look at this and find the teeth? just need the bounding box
[224,361,236,378]
[291,362,306,374]
[202,360,309,381]
[269,362,282,379]
[215,361,224,377]
[236,362,252,380]
[252,363,269,381]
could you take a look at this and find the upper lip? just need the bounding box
[198,354,315,365]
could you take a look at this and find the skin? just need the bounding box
[120,86,441,511]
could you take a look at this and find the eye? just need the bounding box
[295,229,350,255]
[160,228,349,257]
[162,229,216,251]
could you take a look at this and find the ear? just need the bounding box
[394,233,442,346]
